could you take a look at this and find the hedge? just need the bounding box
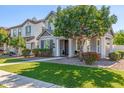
[32,48,52,57]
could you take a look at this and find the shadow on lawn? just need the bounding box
[17,62,124,88]
[0,58,25,63]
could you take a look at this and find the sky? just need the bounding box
[0,5,124,32]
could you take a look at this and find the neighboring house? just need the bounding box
[9,17,45,51]
[37,11,114,58]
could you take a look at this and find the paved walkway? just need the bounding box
[0,57,63,66]
[0,70,62,88]
[47,57,115,68]
[109,59,124,70]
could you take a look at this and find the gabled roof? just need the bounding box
[8,19,44,29]
[8,11,55,30]
[37,29,52,40]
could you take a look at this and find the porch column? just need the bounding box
[76,39,78,50]
[100,36,106,58]
[55,39,60,56]
[68,38,73,57]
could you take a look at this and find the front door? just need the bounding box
[60,40,68,56]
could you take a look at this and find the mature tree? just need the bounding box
[0,28,10,53]
[54,5,117,51]
[113,30,124,45]
[10,35,26,55]
[0,28,8,45]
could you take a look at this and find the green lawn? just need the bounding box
[0,84,6,88]
[0,57,25,64]
[0,62,124,88]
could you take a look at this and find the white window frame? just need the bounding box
[25,25,31,36]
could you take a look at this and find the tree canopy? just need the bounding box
[10,35,26,48]
[0,28,9,44]
[54,5,117,39]
[113,30,124,45]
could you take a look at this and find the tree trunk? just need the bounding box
[79,39,86,61]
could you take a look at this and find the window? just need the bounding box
[25,26,31,36]
[13,29,16,37]
[18,28,22,36]
[41,40,53,49]
[47,22,53,32]
[97,39,100,53]
[44,40,50,49]
[48,23,51,30]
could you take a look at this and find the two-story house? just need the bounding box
[37,11,114,58]
[9,18,45,52]
[8,11,113,58]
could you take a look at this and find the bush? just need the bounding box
[81,52,100,65]
[32,48,52,57]
[40,49,52,57]
[32,49,40,57]
[22,49,31,58]
[108,52,121,61]
[116,50,124,59]
[0,49,4,54]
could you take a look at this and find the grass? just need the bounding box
[0,57,25,64]
[0,84,6,88]
[0,62,124,88]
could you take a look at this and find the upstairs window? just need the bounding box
[25,26,31,36]
[48,23,51,31]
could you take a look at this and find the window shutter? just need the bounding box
[41,40,44,49]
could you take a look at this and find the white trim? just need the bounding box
[68,38,73,57]
[100,37,106,58]
[76,39,78,50]
[56,39,60,56]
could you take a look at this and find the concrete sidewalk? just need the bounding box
[0,57,63,67]
[0,70,62,88]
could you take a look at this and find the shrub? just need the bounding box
[32,49,40,57]
[81,52,100,65]
[116,50,124,59]
[40,49,52,57]
[32,48,52,57]
[108,52,121,61]
[0,49,4,54]
[22,49,31,58]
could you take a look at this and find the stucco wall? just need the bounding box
[10,21,44,49]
